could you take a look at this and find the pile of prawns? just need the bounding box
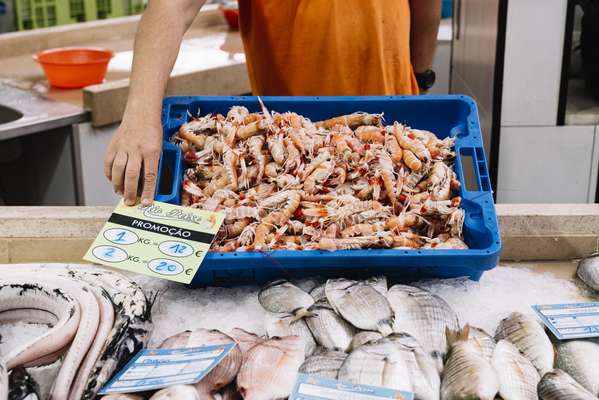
[175,100,467,252]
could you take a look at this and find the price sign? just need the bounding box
[84,199,224,284]
[290,374,413,400]
[532,302,599,340]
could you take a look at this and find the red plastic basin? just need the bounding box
[33,47,114,89]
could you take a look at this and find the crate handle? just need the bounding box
[154,142,182,203]
[456,147,491,192]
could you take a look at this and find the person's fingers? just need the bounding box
[111,152,128,195]
[140,155,159,206]
[104,148,116,180]
[123,155,142,206]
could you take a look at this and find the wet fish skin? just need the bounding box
[537,369,597,400]
[265,313,316,356]
[299,349,348,379]
[495,312,554,376]
[228,328,264,356]
[149,385,202,399]
[469,326,496,361]
[387,284,459,371]
[441,325,499,400]
[325,278,394,336]
[305,303,355,352]
[350,331,384,351]
[364,276,388,295]
[491,340,540,400]
[556,340,599,395]
[576,254,599,291]
[237,335,305,400]
[258,280,314,317]
[309,284,326,303]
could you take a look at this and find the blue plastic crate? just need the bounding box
[156,95,501,287]
[442,0,453,18]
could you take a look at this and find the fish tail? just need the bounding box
[291,308,316,322]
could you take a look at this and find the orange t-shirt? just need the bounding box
[238,0,419,96]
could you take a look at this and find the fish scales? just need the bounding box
[469,327,496,361]
[265,313,317,357]
[556,340,599,395]
[491,340,540,400]
[299,349,348,379]
[350,331,384,350]
[305,303,355,352]
[537,369,597,400]
[325,278,394,336]
[495,312,554,376]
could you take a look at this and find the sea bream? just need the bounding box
[325,278,394,335]
[495,312,554,376]
[350,331,384,351]
[537,369,597,400]
[258,280,314,320]
[441,325,499,400]
[299,348,348,379]
[556,339,599,395]
[491,340,540,400]
[265,313,316,356]
[304,302,355,352]
[576,253,599,291]
[386,284,459,371]
[236,335,305,400]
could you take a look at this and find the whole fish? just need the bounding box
[8,367,40,400]
[149,385,201,399]
[325,278,394,335]
[350,331,384,350]
[387,284,459,370]
[469,326,496,361]
[387,333,441,400]
[237,335,305,400]
[338,337,412,393]
[159,329,242,397]
[495,312,554,375]
[299,349,348,379]
[441,325,499,400]
[537,369,597,400]
[305,303,355,352]
[576,253,599,291]
[228,328,264,355]
[556,340,599,395]
[265,313,316,356]
[309,284,326,303]
[491,340,540,400]
[258,280,314,319]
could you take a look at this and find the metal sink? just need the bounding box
[0,104,23,124]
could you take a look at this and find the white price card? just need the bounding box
[84,199,224,284]
[290,374,413,400]
[532,302,599,340]
[99,343,236,394]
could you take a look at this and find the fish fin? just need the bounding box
[461,324,471,341]
[446,325,469,346]
[291,308,316,322]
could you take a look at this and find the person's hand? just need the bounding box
[104,116,162,206]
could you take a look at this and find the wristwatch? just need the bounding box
[415,69,436,92]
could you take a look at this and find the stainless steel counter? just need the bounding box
[0,83,89,140]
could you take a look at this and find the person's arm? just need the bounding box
[409,0,441,74]
[104,0,206,206]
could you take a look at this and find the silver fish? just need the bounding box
[556,340,599,395]
[537,369,597,400]
[228,328,264,356]
[469,326,496,361]
[149,385,201,399]
[338,337,412,393]
[365,276,388,295]
[8,367,40,400]
[325,278,394,335]
[387,284,459,370]
[305,303,355,352]
[237,335,305,400]
[441,325,499,400]
[299,349,348,379]
[309,284,326,303]
[159,329,242,396]
[258,280,314,319]
[387,333,441,400]
[577,253,599,291]
[491,340,540,400]
[495,312,554,376]
[350,331,384,350]
[265,313,317,356]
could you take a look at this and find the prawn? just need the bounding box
[304,162,333,194]
[315,112,383,130]
[284,137,301,173]
[223,145,239,191]
[394,122,431,162]
[224,218,251,238]
[355,126,385,144]
[378,151,396,206]
[247,135,266,182]
[267,133,286,165]
[385,134,403,164]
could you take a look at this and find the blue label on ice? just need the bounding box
[290,373,414,400]
[532,302,599,340]
[99,342,236,394]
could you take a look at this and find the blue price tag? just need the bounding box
[532,302,599,340]
[290,373,413,400]
[99,343,236,394]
